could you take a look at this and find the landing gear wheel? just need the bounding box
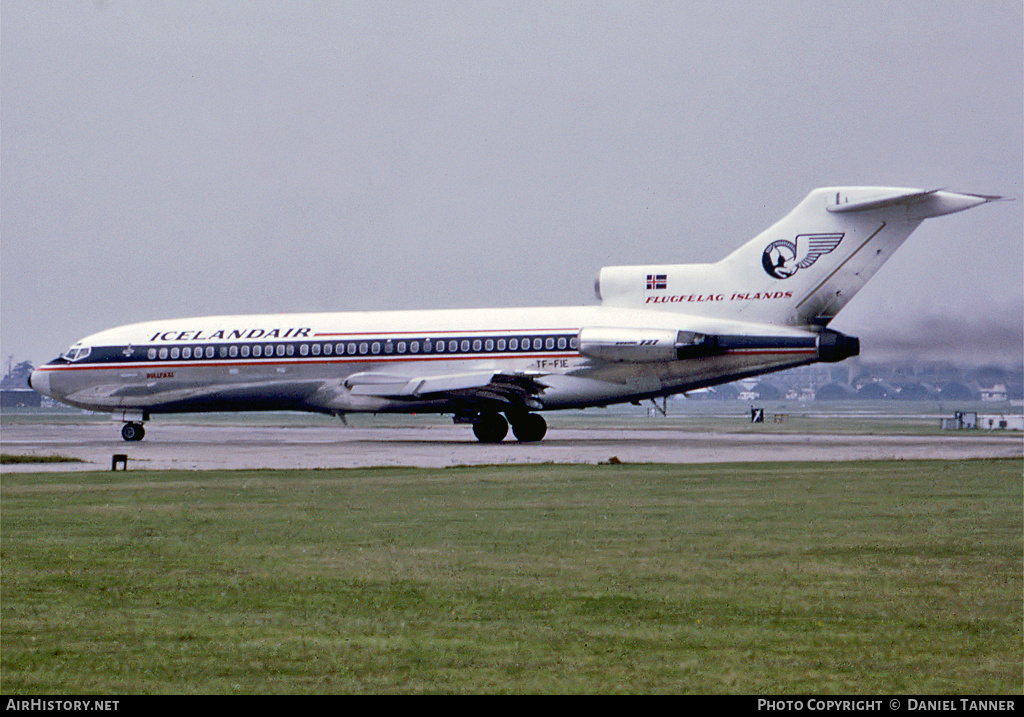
[121,422,145,442]
[511,413,547,442]
[472,413,509,443]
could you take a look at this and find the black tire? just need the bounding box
[511,413,546,442]
[121,423,145,442]
[472,413,508,443]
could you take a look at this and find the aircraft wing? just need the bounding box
[344,370,548,410]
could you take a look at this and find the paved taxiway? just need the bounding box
[2,421,1021,472]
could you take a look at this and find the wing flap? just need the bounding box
[345,371,498,397]
[343,370,547,408]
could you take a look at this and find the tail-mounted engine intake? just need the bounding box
[578,327,720,363]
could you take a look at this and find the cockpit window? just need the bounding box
[60,346,92,362]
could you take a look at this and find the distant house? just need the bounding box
[942,411,1023,431]
[784,388,815,401]
[978,414,1024,430]
[980,384,1008,402]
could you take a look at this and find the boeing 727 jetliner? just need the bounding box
[30,187,1000,442]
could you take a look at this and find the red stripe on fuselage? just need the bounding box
[35,352,583,373]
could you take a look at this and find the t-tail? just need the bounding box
[595,187,1001,328]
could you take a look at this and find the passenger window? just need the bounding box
[545,338,554,350]
[324,343,333,356]
[206,346,215,358]
[183,347,192,359]
[359,342,368,355]
[159,348,168,360]
[300,344,309,356]
[230,345,238,357]
[509,338,518,351]
[371,342,380,354]
[347,343,356,355]
[241,345,250,357]
[410,341,419,353]
[472,339,482,351]
[497,339,506,351]
[170,347,180,359]
[485,339,494,351]
[148,348,157,360]
[558,337,566,349]
[220,346,228,358]
[397,341,406,354]
[254,345,262,358]
[385,341,394,354]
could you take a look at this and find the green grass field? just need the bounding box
[2,459,1021,694]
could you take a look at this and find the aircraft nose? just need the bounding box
[28,368,51,397]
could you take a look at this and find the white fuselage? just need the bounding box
[30,304,823,417]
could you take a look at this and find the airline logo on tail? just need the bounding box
[761,233,844,279]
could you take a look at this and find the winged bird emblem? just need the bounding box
[762,233,844,279]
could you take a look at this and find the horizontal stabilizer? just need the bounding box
[826,188,940,213]
[827,188,1002,218]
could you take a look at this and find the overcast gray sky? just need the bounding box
[3,1,1021,368]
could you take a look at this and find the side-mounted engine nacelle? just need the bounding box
[817,329,860,363]
[577,327,719,363]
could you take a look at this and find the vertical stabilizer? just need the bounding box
[595,187,1000,327]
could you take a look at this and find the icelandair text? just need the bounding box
[148,328,312,342]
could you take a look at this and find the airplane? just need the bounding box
[29,186,1001,443]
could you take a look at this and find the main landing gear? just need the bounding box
[121,422,145,442]
[469,412,547,443]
